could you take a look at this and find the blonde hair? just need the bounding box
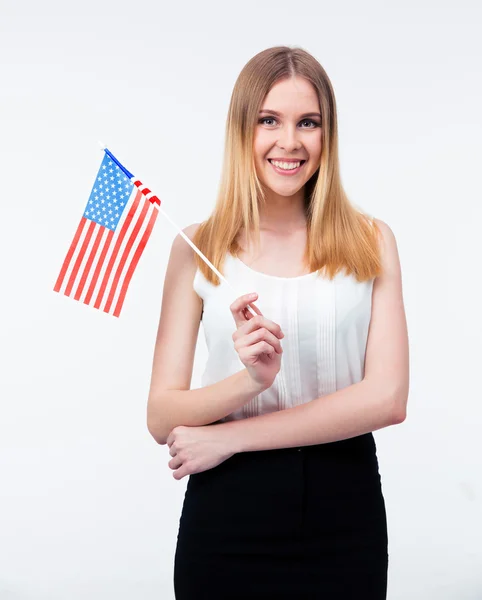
[193,45,382,285]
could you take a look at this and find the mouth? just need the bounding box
[267,158,307,176]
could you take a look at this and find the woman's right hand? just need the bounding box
[230,292,284,392]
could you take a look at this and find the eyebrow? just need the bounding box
[259,109,322,119]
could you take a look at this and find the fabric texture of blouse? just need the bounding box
[193,246,375,423]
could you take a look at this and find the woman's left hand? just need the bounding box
[166,424,236,480]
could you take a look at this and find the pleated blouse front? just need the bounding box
[193,251,374,422]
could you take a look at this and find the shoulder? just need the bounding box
[372,218,401,274]
[183,222,202,240]
[165,223,204,284]
[171,222,202,257]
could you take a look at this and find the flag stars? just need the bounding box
[83,154,137,233]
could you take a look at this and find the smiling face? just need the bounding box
[253,76,323,200]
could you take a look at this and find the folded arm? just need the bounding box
[213,218,410,453]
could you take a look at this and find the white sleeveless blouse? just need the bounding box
[193,251,375,423]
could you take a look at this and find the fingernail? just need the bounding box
[249,293,257,298]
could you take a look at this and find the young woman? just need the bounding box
[147,46,409,599]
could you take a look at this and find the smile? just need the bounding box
[267,159,306,176]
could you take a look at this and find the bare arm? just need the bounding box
[146,223,264,445]
[210,218,410,453]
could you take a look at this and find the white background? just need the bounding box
[1,0,481,598]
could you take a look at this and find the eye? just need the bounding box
[258,117,321,128]
[299,118,321,128]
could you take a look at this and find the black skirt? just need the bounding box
[174,432,388,599]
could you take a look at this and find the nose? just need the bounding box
[276,124,302,153]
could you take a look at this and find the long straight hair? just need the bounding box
[192,45,382,285]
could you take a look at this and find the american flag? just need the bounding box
[53,149,160,317]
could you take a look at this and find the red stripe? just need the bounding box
[150,195,160,206]
[83,229,114,305]
[53,217,87,292]
[74,225,104,300]
[64,220,96,297]
[93,188,143,309]
[103,197,150,313]
[113,207,159,317]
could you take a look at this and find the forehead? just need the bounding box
[262,77,319,113]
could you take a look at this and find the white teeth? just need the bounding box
[270,160,302,170]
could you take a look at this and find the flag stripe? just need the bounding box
[53,217,87,292]
[74,225,105,300]
[65,219,96,297]
[93,188,143,309]
[113,206,159,317]
[104,196,150,313]
[83,229,114,305]
[91,188,148,312]
[106,198,157,315]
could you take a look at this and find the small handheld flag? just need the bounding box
[53,144,257,318]
[53,146,161,317]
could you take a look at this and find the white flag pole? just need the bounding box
[97,141,257,316]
